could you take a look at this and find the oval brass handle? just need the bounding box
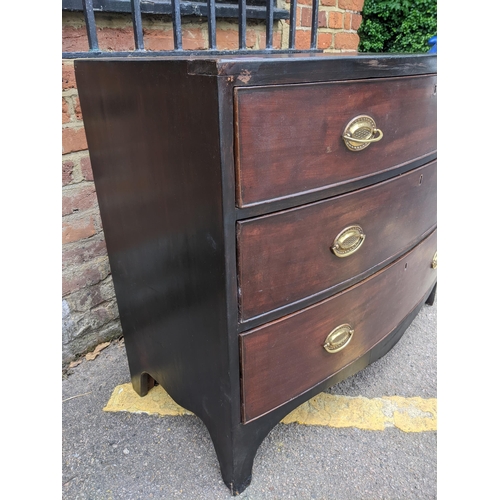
[342,115,384,151]
[324,324,354,353]
[331,225,365,258]
[431,251,437,269]
[343,128,384,143]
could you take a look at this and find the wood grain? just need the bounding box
[238,161,437,321]
[240,230,437,423]
[235,74,436,206]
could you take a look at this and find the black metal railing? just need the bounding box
[62,0,322,58]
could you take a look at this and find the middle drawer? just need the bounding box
[237,161,436,322]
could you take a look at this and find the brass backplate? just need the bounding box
[332,225,365,258]
[432,251,437,269]
[342,115,383,151]
[323,324,354,353]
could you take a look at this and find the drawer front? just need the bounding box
[238,161,436,321]
[235,75,436,207]
[240,230,437,423]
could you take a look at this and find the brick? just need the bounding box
[334,31,360,50]
[74,97,83,121]
[295,30,312,50]
[216,29,257,50]
[62,184,98,216]
[144,28,206,51]
[72,284,107,312]
[351,12,363,30]
[301,7,312,28]
[329,11,343,28]
[62,127,88,154]
[63,160,75,186]
[258,31,281,50]
[301,8,326,28]
[93,210,104,233]
[62,235,107,267]
[80,155,94,181]
[320,0,337,6]
[318,11,327,28]
[89,301,120,328]
[62,213,96,244]
[62,98,71,124]
[65,277,116,313]
[97,27,135,51]
[298,0,312,5]
[338,0,364,11]
[62,259,110,296]
[318,32,333,49]
[144,29,175,51]
[62,62,76,90]
[344,12,352,30]
[62,26,90,53]
[182,28,208,50]
[246,28,260,48]
[62,265,101,297]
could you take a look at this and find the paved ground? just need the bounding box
[62,298,436,500]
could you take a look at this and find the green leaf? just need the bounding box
[358,0,437,53]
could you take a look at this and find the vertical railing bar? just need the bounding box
[238,0,247,50]
[130,0,144,50]
[310,0,319,49]
[265,0,274,49]
[82,0,99,51]
[207,0,217,49]
[288,0,297,49]
[172,0,183,50]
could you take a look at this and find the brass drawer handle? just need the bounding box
[342,115,384,151]
[331,225,365,258]
[431,251,437,269]
[324,324,354,353]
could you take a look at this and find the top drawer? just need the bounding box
[234,75,437,207]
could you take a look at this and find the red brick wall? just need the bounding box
[62,60,122,364]
[289,0,364,50]
[61,1,364,365]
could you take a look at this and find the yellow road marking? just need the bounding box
[104,383,436,433]
[104,384,193,417]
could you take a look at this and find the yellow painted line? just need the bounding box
[281,393,437,432]
[104,383,436,433]
[103,384,194,417]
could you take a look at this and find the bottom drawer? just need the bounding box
[240,230,437,423]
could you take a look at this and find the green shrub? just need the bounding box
[358,0,437,53]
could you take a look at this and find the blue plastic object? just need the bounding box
[428,35,437,53]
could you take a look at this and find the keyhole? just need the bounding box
[404,263,408,270]
[419,175,423,185]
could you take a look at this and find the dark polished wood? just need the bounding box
[426,282,437,306]
[75,53,436,495]
[237,161,437,321]
[235,74,436,206]
[75,59,242,488]
[240,230,437,422]
[187,52,437,85]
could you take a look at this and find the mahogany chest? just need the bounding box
[75,53,437,495]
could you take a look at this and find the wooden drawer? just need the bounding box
[237,161,436,321]
[240,229,437,423]
[235,75,437,207]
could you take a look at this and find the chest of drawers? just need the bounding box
[76,53,437,495]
